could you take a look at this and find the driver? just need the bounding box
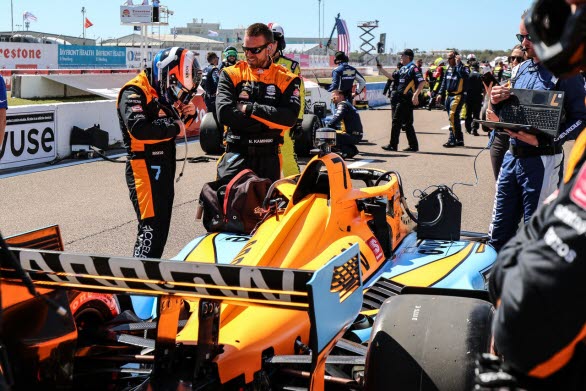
[117,47,199,259]
[489,1,586,388]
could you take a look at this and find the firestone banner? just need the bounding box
[0,43,58,69]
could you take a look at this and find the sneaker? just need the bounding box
[455,140,465,146]
[381,144,397,151]
[443,141,456,148]
[403,147,419,152]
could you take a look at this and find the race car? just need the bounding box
[0,135,497,390]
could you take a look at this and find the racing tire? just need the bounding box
[69,291,120,344]
[294,114,320,157]
[199,112,224,155]
[364,294,494,391]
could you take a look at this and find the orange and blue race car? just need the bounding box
[0,137,497,391]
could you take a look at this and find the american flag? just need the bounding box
[336,17,350,54]
[23,11,38,22]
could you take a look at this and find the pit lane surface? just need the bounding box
[0,107,574,259]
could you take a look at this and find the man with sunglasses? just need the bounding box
[436,50,470,147]
[216,23,301,183]
[117,47,198,259]
[487,11,586,253]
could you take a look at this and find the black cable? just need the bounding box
[90,147,127,163]
[451,142,490,192]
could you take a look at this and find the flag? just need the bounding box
[172,27,177,38]
[85,18,93,28]
[207,30,219,37]
[335,17,350,54]
[23,12,38,22]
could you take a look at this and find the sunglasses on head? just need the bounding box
[516,33,532,42]
[509,55,524,63]
[242,43,270,54]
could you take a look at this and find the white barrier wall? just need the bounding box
[0,42,58,69]
[0,100,121,171]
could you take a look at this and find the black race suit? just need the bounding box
[215,61,301,182]
[117,71,180,259]
[489,130,586,389]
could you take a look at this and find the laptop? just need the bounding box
[476,88,565,137]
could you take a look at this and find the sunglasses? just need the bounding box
[516,33,532,42]
[242,43,270,54]
[509,55,524,63]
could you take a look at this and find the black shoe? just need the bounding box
[472,131,479,136]
[455,140,465,146]
[403,147,419,152]
[381,144,397,151]
[443,141,456,148]
[465,129,472,134]
[426,105,432,111]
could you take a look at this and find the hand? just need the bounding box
[176,102,196,117]
[435,95,442,104]
[412,94,419,106]
[175,119,186,137]
[236,102,247,113]
[455,54,462,64]
[376,63,382,68]
[505,130,538,146]
[490,85,511,105]
[486,108,499,122]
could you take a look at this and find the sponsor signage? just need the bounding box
[58,45,126,68]
[120,5,153,24]
[0,43,58,69]
[0,111,57,169]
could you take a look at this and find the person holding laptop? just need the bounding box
[487,10,586,252]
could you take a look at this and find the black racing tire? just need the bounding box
[364,294,494,391]
[199,112,224,155]
[294,114,320,157]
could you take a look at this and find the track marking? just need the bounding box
[348,160,374,168]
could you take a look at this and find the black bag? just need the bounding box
[199,169,271,234]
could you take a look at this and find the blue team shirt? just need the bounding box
[395,61,424,96]
[0,76,7,110]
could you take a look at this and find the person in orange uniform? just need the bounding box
[215,23,301,183]
[117,47,199,258]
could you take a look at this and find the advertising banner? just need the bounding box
[0,110,57,170]
[126,48,159,69]
[58,45,126,68]
[120,5,153,24]
[0,43,58,69]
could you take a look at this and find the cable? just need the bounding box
[90,146,127,163]
[170,105,188,183]
[374,170,419,223]
[450,142,490,192]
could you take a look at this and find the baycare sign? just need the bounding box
[0,110,57,170]
[0,43,58,69]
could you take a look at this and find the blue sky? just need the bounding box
[3,0,533,52]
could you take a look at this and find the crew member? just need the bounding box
[117,47,199,258]
[464,62,483,136]
[379,49,425,152]
[493,60,505,84]
[219,46,238,70]
[0,75,7,147]
[325,89,363,159]
[427,57,445,110]
[328,51,366,102]
[489,1,586,388]
[487,11,586,251]
[268,22,305,177]
[436,50,469,147]
[202,51,220,121]
[216,23,301,183]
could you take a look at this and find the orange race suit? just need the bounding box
[215,61,301,182]
[490,130,586,389]
[117,71,180,259]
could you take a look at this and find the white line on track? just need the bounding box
[348,159,374,168]
[0,139,201,180]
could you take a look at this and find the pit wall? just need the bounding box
[0,82,388,172]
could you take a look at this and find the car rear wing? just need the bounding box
[0,244,363,391]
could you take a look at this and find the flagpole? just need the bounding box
[325,13,339,55]
[10,0,14,39]
[81,7,86,41]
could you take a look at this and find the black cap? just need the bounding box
[400,49,414,58]
[334,51,348,63]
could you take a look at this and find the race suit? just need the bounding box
[387,62,425,150]
[488,59,586,251]
[328,62,366,101]
[428,65,445,110]
[493,65,504,84]
[489,129,586,389]
[275,54,305,176]
[325,100,363,158]
[437,62,470,145]
[215,61,301,183]
[201,62,220,119]
[117,71,180,259]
